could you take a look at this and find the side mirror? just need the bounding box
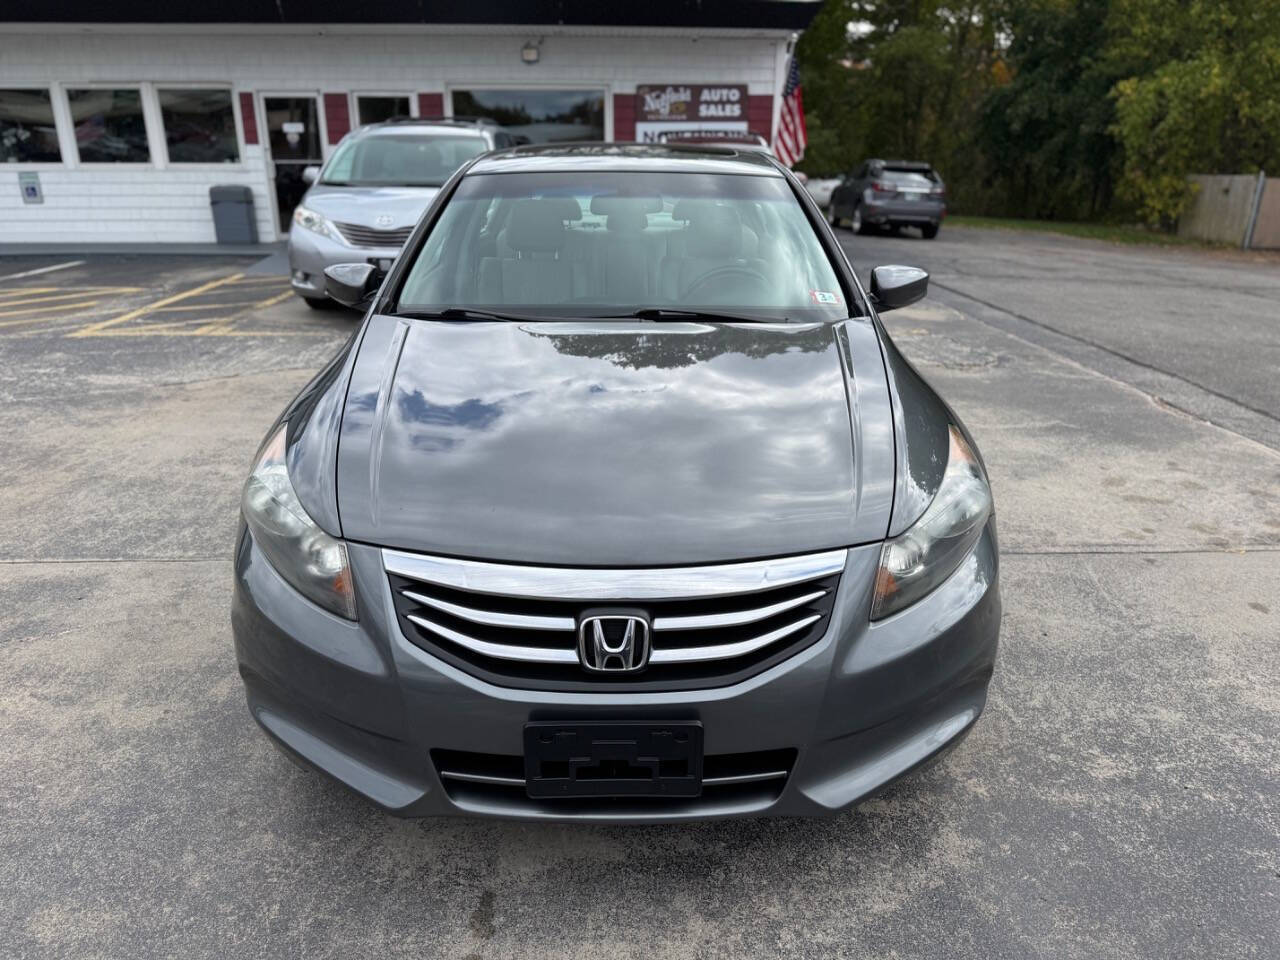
[302,165,320,185]
[870,264,929,312]
[323,262,381,308]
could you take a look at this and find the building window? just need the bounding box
[0,88,61,163]
[66,88,150,163]
[356,96,411,125]
[451,89,604,143]
[158,88,239,163]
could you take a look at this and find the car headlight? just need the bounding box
[241,425,357,620]
[292,205,337,240]
[871,425,992,620]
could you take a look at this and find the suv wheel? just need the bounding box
[826,204,842,229]
[851,203,866,235]
[921,222,939,240]
[301,296,333,310]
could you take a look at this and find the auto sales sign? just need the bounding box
[634,85,749,142]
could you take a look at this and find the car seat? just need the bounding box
[478,198,582,304]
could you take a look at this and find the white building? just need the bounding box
[0,2,818,246]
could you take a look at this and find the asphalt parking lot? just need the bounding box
[1,231,1277,959]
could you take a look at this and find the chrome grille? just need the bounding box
[333,221,414,248]
[384,548,846,691]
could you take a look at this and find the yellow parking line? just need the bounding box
[205,330,336,337]
[0,285,143,300]
[67,273,245,338]
[252,289,294,308]
[85,326,333,337]
[147,301,280,312]
[189,289,294,336]
[0,286,61,298]
[0,300,100,326]
[0,290,130,309]
[228,275,292,284]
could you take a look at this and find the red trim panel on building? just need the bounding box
[613,93,636,141]
[323,93,351,144]
[418,92,444,118]
[748,95,774,140]
[239,92,258,145]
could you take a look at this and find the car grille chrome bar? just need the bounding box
[405,613,580,663]
[386,548,846,690]
[652,589,827,631]
[438,770,526,787]
[383,548,847,600]
[333,221,414,247]
[648,614,822,664]
[434,767,789,788]
[401,589,575,631]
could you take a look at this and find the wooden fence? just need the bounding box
[1178,173,1279,249]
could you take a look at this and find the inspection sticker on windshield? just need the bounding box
[810,290,842,305]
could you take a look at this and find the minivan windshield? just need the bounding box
[321,133,488,187]
[395,171,852,322]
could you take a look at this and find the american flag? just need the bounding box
[773,55,807,167]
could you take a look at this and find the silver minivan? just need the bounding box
[287,118,512,307]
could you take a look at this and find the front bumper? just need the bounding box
[287,225,403,300]
[231,524,1000,822]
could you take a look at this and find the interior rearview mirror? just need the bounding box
[302,165,320,185]
[870,264,929,312]
[324,262,381,308]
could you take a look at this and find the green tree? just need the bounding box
[794,0,861,175]
[1108,0,1280,224]
[979,0,1123,220]
[797,1,1001,206]
[795,0,1280,224]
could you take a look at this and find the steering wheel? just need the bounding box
[682,265,770,301]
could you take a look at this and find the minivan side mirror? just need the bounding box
[324,262,381,308]
[302,165,320,185]
[870,264,929,311]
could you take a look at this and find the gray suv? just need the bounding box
[828,159,947,238]
[287,117,513,307]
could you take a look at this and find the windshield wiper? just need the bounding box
[393,307,788,324]
[602,308,785,324]
[394,307,563,323]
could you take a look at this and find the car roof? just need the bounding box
[356,118,496,138]
[466,142,784,176]
[658,130,770,145]
[867,159,935,171]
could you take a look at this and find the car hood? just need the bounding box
[302,184,440,230]
[336,315,895,566]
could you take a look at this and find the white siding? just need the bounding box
[0,27,785,245]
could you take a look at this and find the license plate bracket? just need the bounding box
[523,721,703,798]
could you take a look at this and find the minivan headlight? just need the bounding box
[293,205,337,240]
[871,425,992,620]
[241,425,357,620]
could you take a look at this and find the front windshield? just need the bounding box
[395,170,852,321]
[321,133,488,187]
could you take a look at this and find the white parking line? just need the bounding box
[0,260,86,281]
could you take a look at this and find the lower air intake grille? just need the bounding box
[384,548,845,692]
[432,747,797,816]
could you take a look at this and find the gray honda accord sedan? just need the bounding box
[232,144,1000,822]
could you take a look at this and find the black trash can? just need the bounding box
[209,185,258,244]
